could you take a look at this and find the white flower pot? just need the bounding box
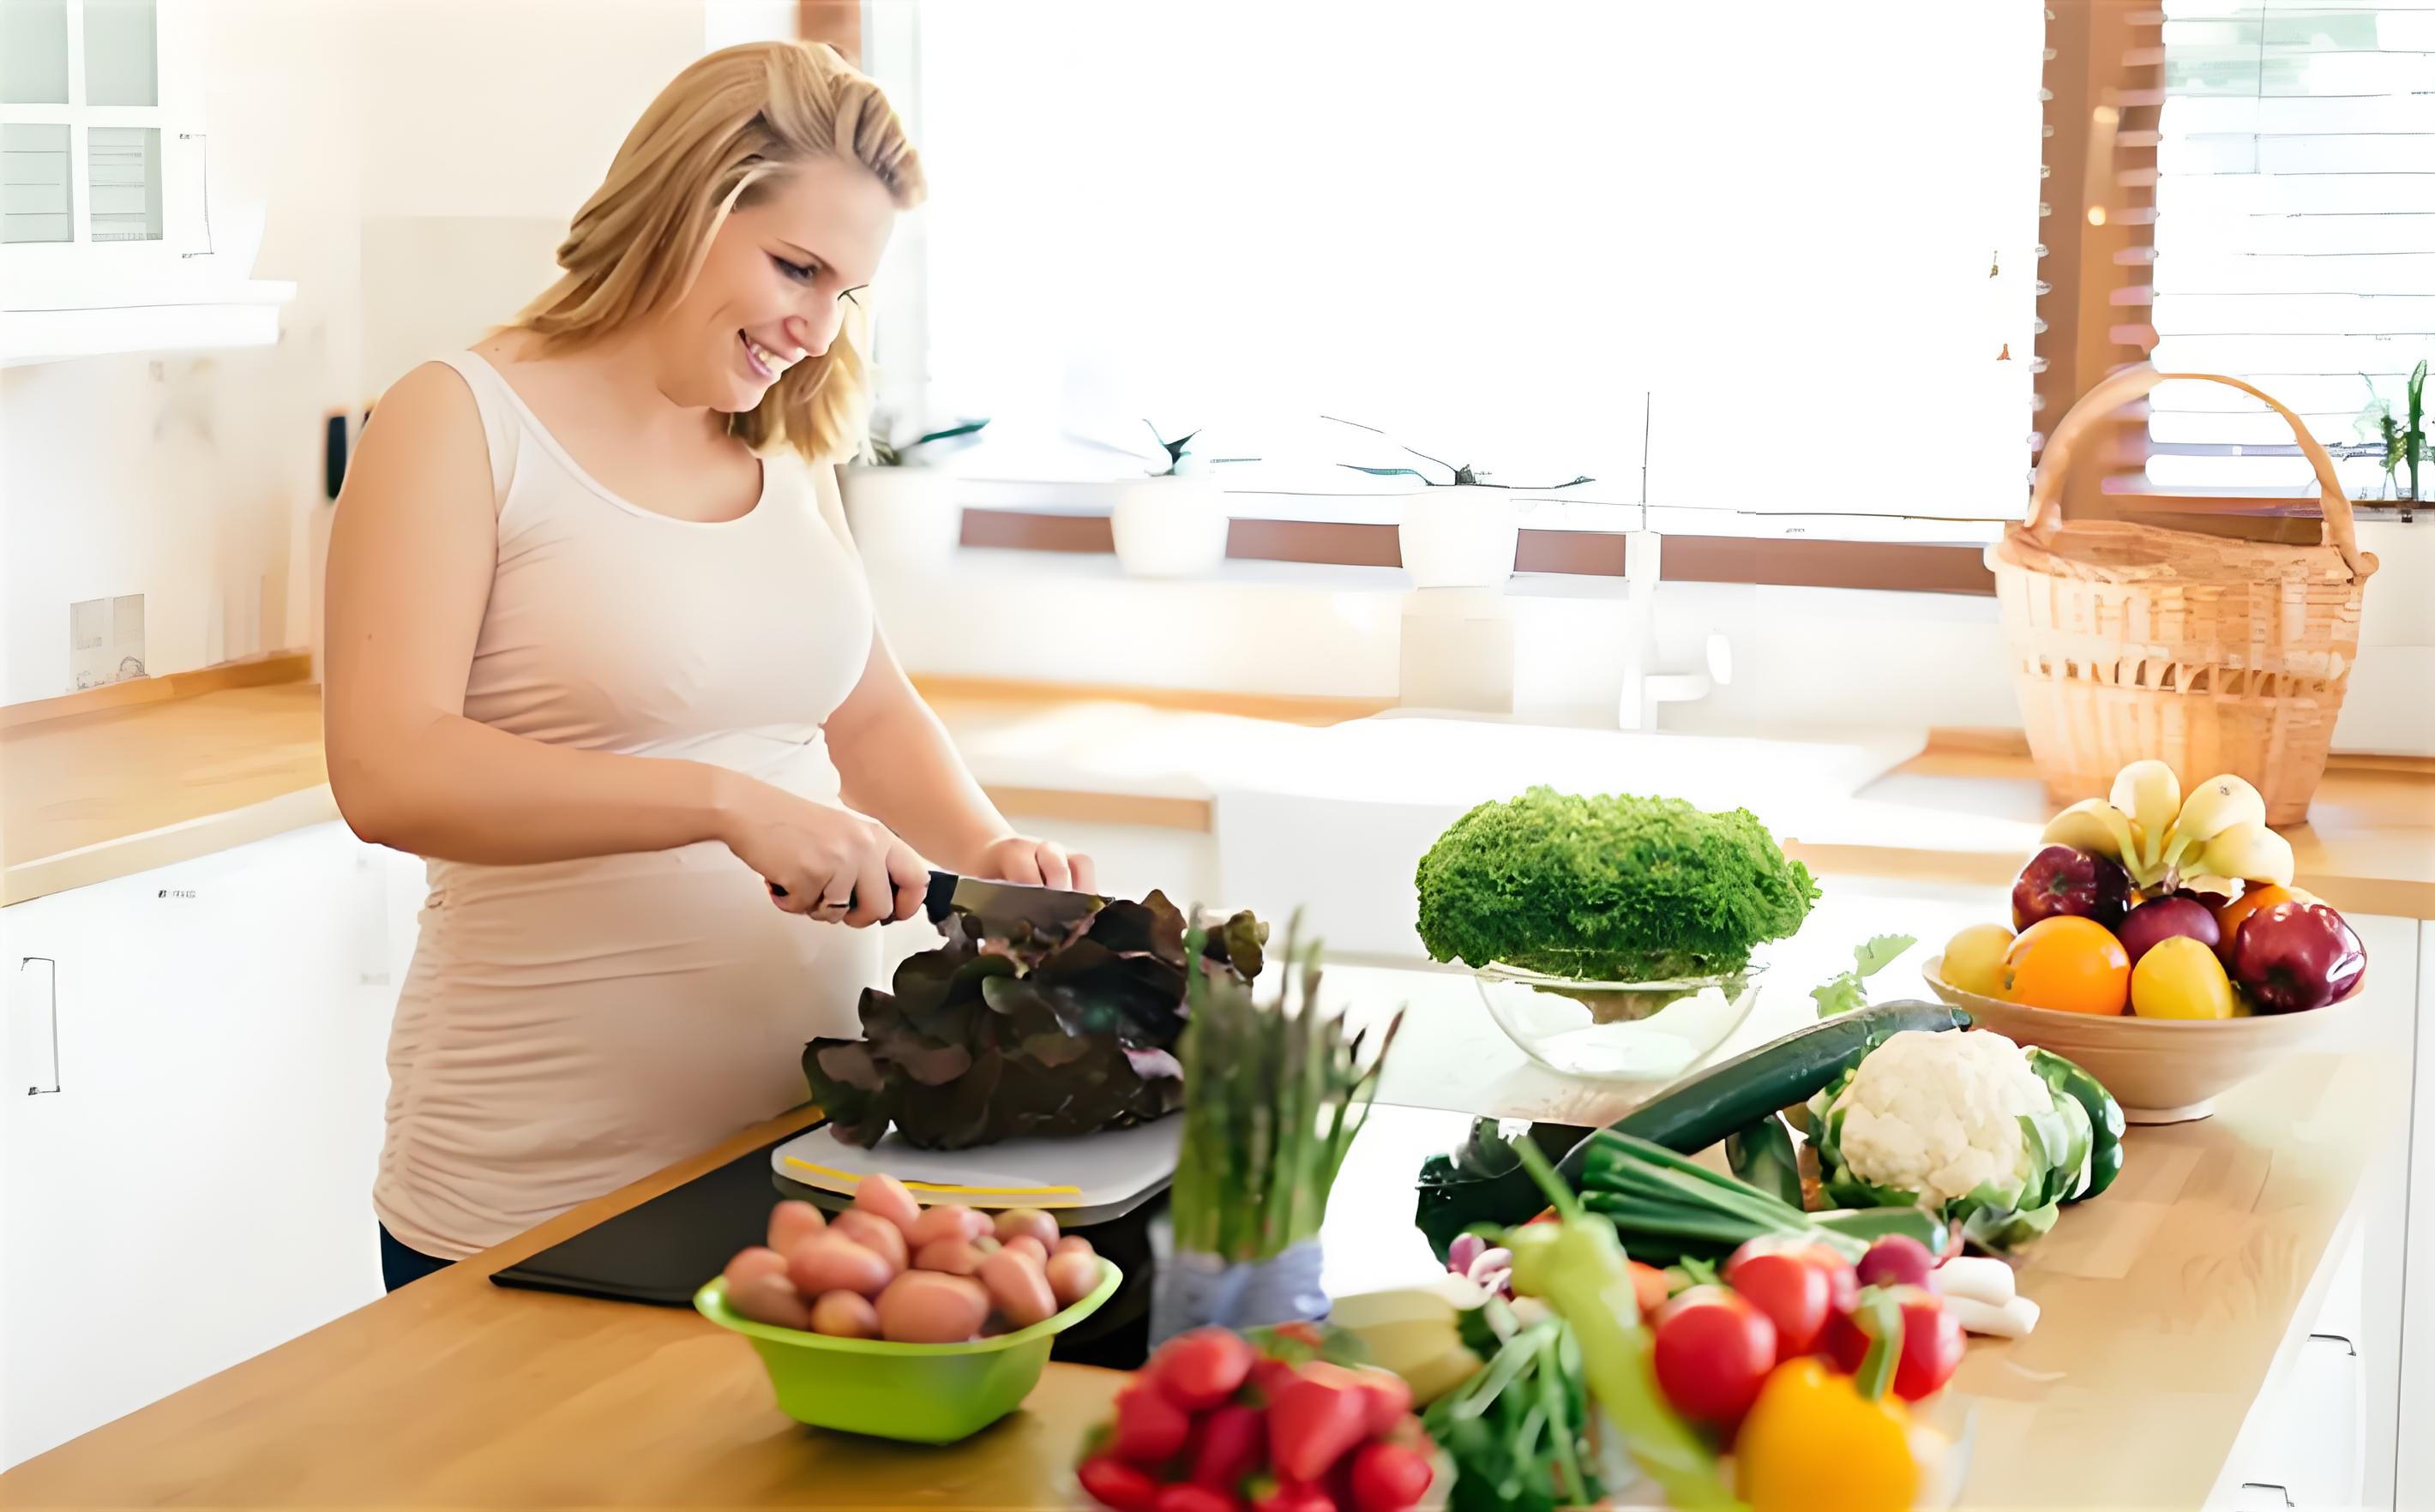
[1398,485,1520,590]
[839,465,963,566]
[1109,474,1230,578]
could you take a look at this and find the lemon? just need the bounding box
[2130,934,2238,1020]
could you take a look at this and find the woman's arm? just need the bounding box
[813,468,1093,891]
[322,363,923,925]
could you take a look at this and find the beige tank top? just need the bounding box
[372,351,880,1260]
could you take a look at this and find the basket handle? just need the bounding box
[2026,365,2366,579]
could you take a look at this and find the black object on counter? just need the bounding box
[490,1124,1158,1371]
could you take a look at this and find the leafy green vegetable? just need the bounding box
[1414,787,1819,981]
[1811,933,1917,1018]
[1169,916,1399,1263]
[1724,1111,1803,1209]
[803,891,1266,1149]
[1423,1299,1607,1512]
[1415,1119,1584,1260]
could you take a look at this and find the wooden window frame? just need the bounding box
[840,2,2408,596]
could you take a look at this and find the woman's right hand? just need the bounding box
[718,779,927,927]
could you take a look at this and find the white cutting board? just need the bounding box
[772,1117,1182,1224]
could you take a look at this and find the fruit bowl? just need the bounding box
[694,1258,1121,1443]
[1921,956,2366,1124]
[1476,964,1762,1083]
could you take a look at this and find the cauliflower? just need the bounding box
[1810,1029,2099,1251]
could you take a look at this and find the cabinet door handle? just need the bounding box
[2238,1484,2294,1509]
[19,956,60,1095]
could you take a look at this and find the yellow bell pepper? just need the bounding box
[1735,1357,1919,1512]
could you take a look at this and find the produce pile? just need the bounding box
[1073,1325,1435,1512]
[803,892,1268,1149]
[1415,788,1819,988]
[717,1178,1103,1342]
[1410,1146,1987,1512]
[1942,763,2367,1018]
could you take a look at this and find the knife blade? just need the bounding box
[769,870,1106,931]
[922,869,1105,932]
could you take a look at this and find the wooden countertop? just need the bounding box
[7,674,2433,917]
[0,1047,2403,1509]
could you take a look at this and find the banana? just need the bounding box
[2041,799,2141,869]
[2162,774,2269,874]
[2195,821,2296,888]
[1327,1281,1487,1406]
[2108,760,2183,878]
[2178,873,2240,902]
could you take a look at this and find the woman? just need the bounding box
[324,41,1091,1290]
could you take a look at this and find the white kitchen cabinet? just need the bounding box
[2398,922,2435,1511]
[0,822,394,1468]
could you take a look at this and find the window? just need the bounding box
[867,1,2047,526]
[1,0,200,279]
[2149,0,2435,500]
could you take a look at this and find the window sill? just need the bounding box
[0,278,296,369]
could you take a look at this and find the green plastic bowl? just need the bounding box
[693,1258,1122,1444]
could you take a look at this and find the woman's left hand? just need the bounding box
[976,834,1097,893]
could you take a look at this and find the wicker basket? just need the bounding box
[1989,367,2378,826]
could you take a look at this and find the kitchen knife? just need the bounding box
[770,870,1104,932]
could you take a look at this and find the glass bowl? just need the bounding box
[1475,963,1763,1083]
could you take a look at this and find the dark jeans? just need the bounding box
[380,1223,454,1292]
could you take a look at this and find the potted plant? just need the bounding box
[838,416,989,566]
[1327,416,1591,590]
[1105,420,1234,578]
[2347,361,2426,503]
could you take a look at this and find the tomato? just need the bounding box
[1999,915,2131,1016]
[1728,1239,1856,1316]
[2129,934,2239,1020]
[1652,1288,1777,1424]
[1825,1290,1965,1401]
[1719,1251,1835,1361]
[2212,885,2313,968]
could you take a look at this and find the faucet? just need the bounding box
[1617,529,1731,731]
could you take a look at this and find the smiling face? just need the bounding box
[650,153,899,413]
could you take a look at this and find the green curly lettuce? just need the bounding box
[1414,787,1819,981]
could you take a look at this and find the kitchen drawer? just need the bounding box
[2224,1331,2366,1511]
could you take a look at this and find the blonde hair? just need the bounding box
[513,41,925,462]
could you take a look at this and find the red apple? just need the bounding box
[2011,844,2131,933]
[2116,896,2221,967]
[2230,901,2366,1014]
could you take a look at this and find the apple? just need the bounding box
[2116,896,2220,967]
[2229,901,2366,1014]
[2011,844,2131,933]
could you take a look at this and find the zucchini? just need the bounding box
[1553,999,1969,1189]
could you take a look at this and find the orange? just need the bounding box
[1999,915,2131,1015]
[2213,885,2315,961]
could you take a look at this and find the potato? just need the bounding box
[912,1238,986,1277]
[906,1204,977,1251]
[830,1211,909,1273]
[971,1235,1001,1255]
[854,1174,923,1236]
[875,1271,990,1343]
[992,1208,1060,1250]
[767,1200,827,1253]
[1001,1235,1049,1267]
[727,1272,815,1330]
[1053,1235,1095,1260]
[1045,1250,1100,1310]
[809,1290,881,1340]
[978,1248,1057,1329]
[722,1245,790,1290]
[787,1235,893,1299]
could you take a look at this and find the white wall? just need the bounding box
[2,0,756,705]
